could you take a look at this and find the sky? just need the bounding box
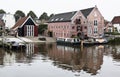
[0,0,120,21]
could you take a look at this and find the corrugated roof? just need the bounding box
[112,16,120,24]
[48,11,77,23]
[11,17,28,30]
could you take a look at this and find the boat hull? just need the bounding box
[57,41,80,46]
[56,37,81,46]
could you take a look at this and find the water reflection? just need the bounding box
[0,43,120,77]
[112,46,120,60]
[3,51,15,66]
[0,43,39,66]
[47,44,104,75]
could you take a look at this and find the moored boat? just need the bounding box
[83,38,108,46]
[56,37,81,46]
[2,37,26,49]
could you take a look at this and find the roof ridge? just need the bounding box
[112,16,120,24]
[11,16,28,30]
[55,11,77,15]
[80,7,94,18]
[80,7,94,11]
[48,6,95,22]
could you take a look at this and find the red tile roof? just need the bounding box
[112,16,120,24]
[11,16,28,30]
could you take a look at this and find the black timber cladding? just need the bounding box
[48,7,94,23]
[18,18,35,36]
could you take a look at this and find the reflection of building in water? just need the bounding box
[26,43,34,56]
[0,49,4,66]
[3,52,15,65]
[104,45,113,56]
[15,43,38,63]
[104,45,120,60]
[83,45,103,75]
[111,45,120,60]
[47,44,104,75]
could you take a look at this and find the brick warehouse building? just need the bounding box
[48,6,104,38]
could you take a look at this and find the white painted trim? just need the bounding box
[26,25,34,36]
[19,16,37,28]
[71,11,79,20]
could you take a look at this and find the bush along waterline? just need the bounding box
[108,37,120,44]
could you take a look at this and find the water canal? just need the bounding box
[0,43,120,77]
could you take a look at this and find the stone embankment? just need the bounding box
[26,36,56,43]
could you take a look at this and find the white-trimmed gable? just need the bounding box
[71,11,86,24]
[19,16,37,28]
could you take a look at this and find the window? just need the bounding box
[88,27,92,34]
[94,28,98,33]
[60,18,64,21]
[51,19,54,21]
[55,18,59,21]
[0,26,2,30]
[72,26,75,29]
[67,26,69,28]
[84,26,87,29]
[94,20,98,26]
[64,26,66,29]
[75,19,81,24]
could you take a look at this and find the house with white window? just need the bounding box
[112,16,120,33]
[48,6,104,38]
[104,20,113,32]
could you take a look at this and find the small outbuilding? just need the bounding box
[11,16,38,37]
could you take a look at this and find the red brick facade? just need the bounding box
[48,6,104,38]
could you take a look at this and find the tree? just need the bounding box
[39,12,49,20]
[27,11,37,19]
[38,24,48,35]
[14,10,25,22]
[49,14,54,19]
[0,9,6,14]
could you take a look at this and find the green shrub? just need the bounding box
[108,37,120,44]
[105,32,120,35]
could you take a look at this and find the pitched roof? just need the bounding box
[81,7,94,18]
[112,16,120,24]
[48,11,77,23]
[104,20,109,26]
[11,16,28,30]
[48,7,94,23]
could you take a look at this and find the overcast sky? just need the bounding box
[0,0,120,21]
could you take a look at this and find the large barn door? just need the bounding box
[26,25,34,37]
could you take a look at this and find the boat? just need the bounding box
[83,38,108,46]
[94,38,108,44]
[56,37,81,46]
[2,37,26,49]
